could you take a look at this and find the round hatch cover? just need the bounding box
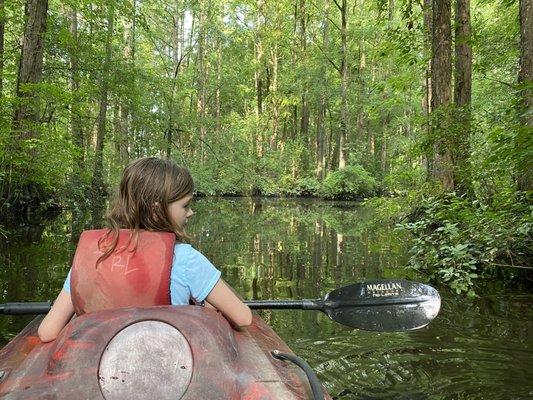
[98,320,193,400]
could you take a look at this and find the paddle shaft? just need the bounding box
[244,300,322,310]
[0,302,52,315]
[1,296,433,314]
[0,301,323,314]
[245,296,433,310]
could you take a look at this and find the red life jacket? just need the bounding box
[70,229,176,315]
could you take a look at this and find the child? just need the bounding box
[38,157,252,342]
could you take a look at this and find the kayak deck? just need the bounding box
[0,306,331,399]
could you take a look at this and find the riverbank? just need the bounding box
[363,190,533,296]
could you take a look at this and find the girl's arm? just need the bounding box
[38,289,75,342]
[205,279,252,328]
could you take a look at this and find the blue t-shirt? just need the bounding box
[63,243,221,305]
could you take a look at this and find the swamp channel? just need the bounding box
[1,198,532,399]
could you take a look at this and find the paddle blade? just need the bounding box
[323,280,441,331]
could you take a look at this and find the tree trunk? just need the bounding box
[431,0,454,190]
[517,0,533,190]
[253,0,264,157]
[299,0,310,140]
[68,5,86,236]
[316,0,329,181]
[6,0,48,210]
[119,0,135,166]
[338,0,348,170]
[69,9,84,172]
[269,45,279,151]
[254,0,264,118]
[298,0,310,175]
[380,125,388,174]
[167,0,181,160]
[215,32,222,133]
[422,0,432,175]
[91,1,114,224]
[357,37,366,161]
[328,105,338,171]
[0,0,4,97]
[13,0,48,134]
[454,0,472,194]
[196,0,207,162]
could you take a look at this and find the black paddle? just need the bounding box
[0,280,440,332]
[246,279,440,331]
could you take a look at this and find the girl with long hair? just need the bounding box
[38,157,252,342]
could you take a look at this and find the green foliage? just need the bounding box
[362,196,405,222]
[275,175,321,197]
[190,164,243,197]
[383,164,426,194]
[293,177,321,197]
[0,93,75,212]
[321,165,378,200]
[396,192,532,296]
[2,0,527,208]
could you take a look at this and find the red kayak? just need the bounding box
[0,306,331,399]
[0,279,441,399]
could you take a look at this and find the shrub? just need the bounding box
[277,175,320,197]
[396,191,532,296]
[295,176,321,197]
[321,165,378,200]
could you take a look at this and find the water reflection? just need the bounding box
[189,198,409,300]
[1,198,532,399]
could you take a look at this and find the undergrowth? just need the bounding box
[365,190,532,296]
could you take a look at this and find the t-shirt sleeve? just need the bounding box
[185,247,221,302]
[62,269,72,293]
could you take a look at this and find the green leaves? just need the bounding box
[322,165,378,200]
[396,192,532,295]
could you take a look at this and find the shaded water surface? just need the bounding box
[1,198,532,399]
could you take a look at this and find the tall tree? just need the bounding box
[337,0,348,170]
[118,0,136,166]
[254,0,264,119]
[215,31,222,133]
[8,0,48,208]
[422,0,432,174]
[12,0,48,132]
[253,0,265,157]
[67,7,87,239]
[269,43,280,150]
[196,0,207,162]
[0,0,4,97]
[167,0,181,159]
[69,9,84,176]
[517,0,532,191]
[454,0,472,194]
[430,0,454,189]
[91,0,115,223]
[316,0,330,181]
[299,0,310,140]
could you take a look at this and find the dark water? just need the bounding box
[1,198,532,399]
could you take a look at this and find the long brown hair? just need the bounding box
[97,157,194,263]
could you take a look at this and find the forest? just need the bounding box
[0,0,531,294]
